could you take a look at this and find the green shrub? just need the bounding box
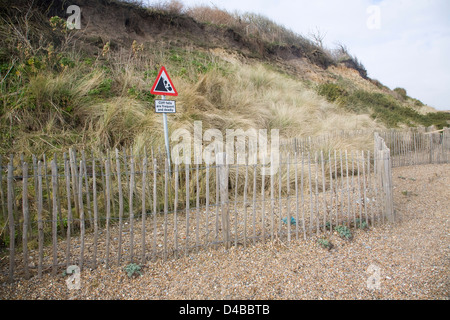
[335,225,352,240]
[393,87,407,100]
[318,237,333,250]
[347,90,418,127]
[88,78,113,97]
[420,112,450,129]
[355,218,368,229]
[124,263,142,278]
[344,90,450,128]
[317,83,348,105]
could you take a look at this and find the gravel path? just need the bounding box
[1,164,448,300]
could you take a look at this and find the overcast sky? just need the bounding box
[171,0,450,111]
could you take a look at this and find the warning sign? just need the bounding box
[150,66,178,96]
[155,99,176,113]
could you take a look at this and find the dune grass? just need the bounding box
[1,0,445,160]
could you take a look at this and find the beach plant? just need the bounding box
[124,263,143,278]
[335,225,352,240]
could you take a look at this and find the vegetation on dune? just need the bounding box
[0,0,447,158]
[316,82,450,129]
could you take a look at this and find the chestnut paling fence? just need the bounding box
[0,129,448,283]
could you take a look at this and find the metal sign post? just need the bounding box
[161,96,171,169]
[150,66,178,171]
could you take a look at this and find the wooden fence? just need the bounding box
[379,128,450,167]
[0,132,396,282]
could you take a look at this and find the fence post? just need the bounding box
[105,159,111,268]
[129,155,135,263]
[174,163,179,257]
[243,156,249,248]
[218,153,230,249]
[429,133,433,164]
[115,148,124,264]
[0,156,5,221]
[185,162,190,255]
[64,153,72,268]
[37,161,44,278]
[78,161,85,271]
[51,159,58,276]
[141,156,147,264]
[386,149,394,223]
[22,161,30,280]
[92,157,99,269]
[7,160,15,283]
[69,149,80,228]
[164,158,169,260]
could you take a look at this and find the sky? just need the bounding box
[168,0,450,111]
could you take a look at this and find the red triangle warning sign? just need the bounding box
[150,66,178,96]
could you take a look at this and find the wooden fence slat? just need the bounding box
[234,160,239,247]
[195,162,200,252]
[43,154,51,215]
[106,151,116,220]
[356,151,362,227]
[37,161,44,278]
[105,159,111,268]
[51,159,58,276]
[129,155,135,263]
[278,153,283,237]
[270,153,275,241]
[333,150,339,228]
[173,164,178,258]
[82,151,93,229]
[115,148,124,264]
[174,164,179,257]
[164,158,169,260]
[301,152,306,240]
[215,160,220,249]
[64,152,72,269]
[92,158,99,269]
[219,154,230,249]
[294,152,299,240]
[308,152,314,237]
[123,147,130,200]
[54,154,64,238]
[362,151,368,225]
[22,161,30,279]
[429,134,433,164]
[141,156,147,264]
[367,150,374,228]
[78,161,85,271]
[314,152,319,234]
[339,150,345,227]
[252,163,257,245]
[243,156,249,248]
[386,150,394,222]
[320,151,327,233]
[261,160,266,243]
[185,163,190,255]
[351,151,356,226]
[328,150,333,233]
[286,153,291,244]
[69,149,79,227]
[0,155,6,221]
[7,160,14,282]
[152,160,157,261]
